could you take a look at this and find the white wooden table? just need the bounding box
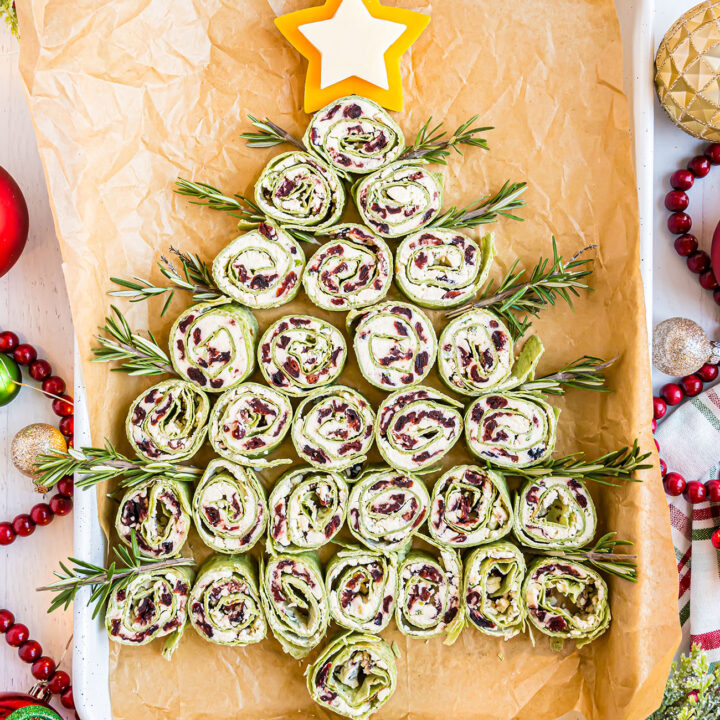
[0,1,717,714]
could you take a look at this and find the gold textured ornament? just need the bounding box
[655,1,720,141]
[653,317,720,376]
[11,423,67,481]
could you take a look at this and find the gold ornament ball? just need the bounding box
[655,1,720,141]
[11,423,67,479]
[652,317,720,376]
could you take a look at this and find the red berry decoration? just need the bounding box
[664,472,686,496]
[47,670,71,694]
[60,687,74,710]
[689,155,711,177]
[0,331,18,353]
[651,418,657,433]
[28,358,51,380]
[674,234,698,256]
[30,503,53,526]
[18,639,42,663]
[31,656,56,681]
[12,343,36,366]
[665,190,689,212]
[684,480,707,503]
[11,514,34,538]
[56,476,74,497]
[51,394,73,417]
[0,609,14,633]
[706,143,720,165]
[668,212,692,235]
[41,376,65,396]
[653,396,667,420]
[700,269,718,290]
[59,414,74,438]
[671,169,694,190]
[5,624,29,647]
[705,479,720,503]
[0,167,30,278]
[687,250,710,273]
[660,458,667,476]
[661,383,684,406]
[681,374,703,397]
[49,495,73,516]
[712,528,720,550]
[0,522,15,545]
[697,363,719,382]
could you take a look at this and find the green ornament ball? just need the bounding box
[0,353,21,406]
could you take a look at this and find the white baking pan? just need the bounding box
[71,1,656,716]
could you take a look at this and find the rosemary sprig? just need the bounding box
[401,115,492,164]
[445,239,595,336]
[431,181,527,231]
[523,356,616,395]
[34,440,202,490]
[110,248,221,315]
[92,305,174,376]
[524,533,638,582]
[174,178,264,223]
[512,440,652,486]
[38,534,196,618]
[240,115,306,150]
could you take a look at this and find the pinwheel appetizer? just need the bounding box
[465,391,559,468]
[208,382,292,468]
[170,299,257,392]
[395,537,463,643]
[188,554,266,646]
[259,315,347,396]
[438,309,543,396]
[375,385,463,473]
[254,151,345,230]
[267,467,348,552]
[125,379,209,463]
[292,385,375,471]
[304,96,405,175]
[354,160,443,238]
[211,221,305,309]
[306,633,398,720]
[115,477,192,560]
[395,230,495,308]
[464,541,527,639]
[303,224,393,311]
[105,564,194,659]
[347,468,429,552]
[513,477,597,550]
[260,551,330,659]
[348,301,437,390]
[523,557,611,648]
[428,465,513,548]
[325,548,397,634]
[192,459,267,553]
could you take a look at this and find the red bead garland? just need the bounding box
[0,609,74,712]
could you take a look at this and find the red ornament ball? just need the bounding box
[674,234,698,256]
[12,344,36,366]
[31,656,56,681]
[706,143,720,165]
[30,503,53,526]
[5,623,29,647]
[660,458,667,476]
[18,639,42,663]
[671,169,695,190]
[688,155,711,177]
[0,522,15,546]
[687,250,710,274]
[47,670,71,695]
[684,480,707,503]
[661,383,684,406]
[705,479,720,503]
[697,363,719,382]
[681,374,703,397]
[664,471,686,496]
[0,692,63,720]
[665,190,689,212]
[0,166,30,279]
[0,610,14,633]
[51,394,73,417]
[28,359,51,381]
[11,514,34,538]
[41,376,65,396]
[49,495,73,517]
[653,396,667,419]
[668,212,692,235]
[0,331,18,353]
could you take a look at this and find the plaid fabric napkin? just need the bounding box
[655,386,720,664]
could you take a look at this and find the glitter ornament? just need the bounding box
[0,690,62,720]
[0,353,20,407]
[653,317,720,376]
[10,424,67,479]
[655,1,720,141]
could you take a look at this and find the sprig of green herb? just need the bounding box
[1,0,18,38]
[401,115,492,164]
[523,356,616,395]
[240,115,306,150]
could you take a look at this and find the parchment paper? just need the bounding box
[16,1,680,719]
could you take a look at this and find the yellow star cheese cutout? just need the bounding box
[275,0,429,112]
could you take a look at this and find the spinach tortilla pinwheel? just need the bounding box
[211,221,305,309]
[306,632,398,720]
[254,151,344,230]
[259,315,347,396]
[125,379,209,462]
[396,537,463,643]
[348,468,429,552]
[375,385,463,473]
[292,385,375,471]
[438,309,543,396]
[303,224,393,311]
[354,160,443,238]
[170,299,257,392]
[465,391,559,468]
[115,477,192,560]
[260,551,330,659]
[348,301,437,390]
[395,230,495,308]
[188,554,266,647]
[208,382,292,468]
[304,96,405,175]
[192,459,267,553]
[464,541,527,640]
[326,548,397,633]
[428,465,513,548]
[268,467,348,552]
[105,564,194,660]
[523,557,611,648]
[513,477,596,550]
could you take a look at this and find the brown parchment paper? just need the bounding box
[16,0,680,718]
